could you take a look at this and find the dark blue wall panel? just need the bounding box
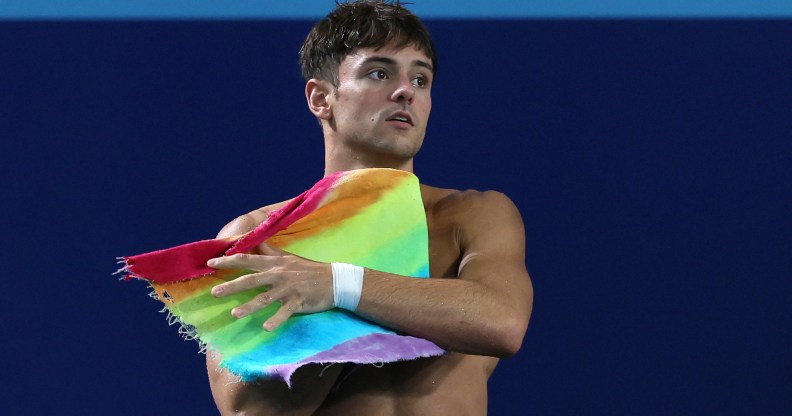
[1,20,790,415]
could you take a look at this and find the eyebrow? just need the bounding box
[360,56,434,72]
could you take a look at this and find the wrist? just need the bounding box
[331,262,364,311]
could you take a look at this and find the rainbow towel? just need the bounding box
[121,168,444,384]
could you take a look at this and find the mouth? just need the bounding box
[386,111,414,126]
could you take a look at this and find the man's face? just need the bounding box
[327,44,433,163]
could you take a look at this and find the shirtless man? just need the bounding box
[205,1,533,414]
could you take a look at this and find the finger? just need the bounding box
[231,288,281,318]
[263,300,296,331]
[258,243,312,264]
[208,253,271,270]
[211,271,274,298]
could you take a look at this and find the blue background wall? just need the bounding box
[1,3,790,415]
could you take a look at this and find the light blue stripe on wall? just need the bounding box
[1,0,792,19]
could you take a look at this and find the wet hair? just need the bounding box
[299,0,437,85]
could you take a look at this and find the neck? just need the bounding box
[324,146,414,176]
[322,135,415,177]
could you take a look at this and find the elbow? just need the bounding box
[499,335,524,358]
[487,315,529,358]
[496,282,534,357]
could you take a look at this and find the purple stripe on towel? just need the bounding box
[267,333,446,386]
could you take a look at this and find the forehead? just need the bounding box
[340,44,433,71]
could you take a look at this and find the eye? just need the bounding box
[367,69,388,80]
[412,75,429,88]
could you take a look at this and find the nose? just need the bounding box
[390,78,415,104]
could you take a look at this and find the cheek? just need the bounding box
[343,95,371,116]
[418,97,432,123]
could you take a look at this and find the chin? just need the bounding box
[349,136,422,161]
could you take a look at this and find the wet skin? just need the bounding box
[206,44,533,415]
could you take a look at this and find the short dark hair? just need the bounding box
[299,0,437,85]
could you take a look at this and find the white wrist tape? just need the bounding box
[332,262,364,311]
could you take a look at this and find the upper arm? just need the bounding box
[216,214,257,239]
[457,191,533,342]
[216,201,291,239]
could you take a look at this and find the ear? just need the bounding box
[305,79,333,121]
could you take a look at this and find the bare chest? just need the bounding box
[426,205,464,280]
[315,197,495,414]
[317,354,493,416]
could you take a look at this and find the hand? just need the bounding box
[208,243,334,331]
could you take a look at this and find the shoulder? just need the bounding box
[422,185,524,249]
[216,199,293,238]
[422,185,520,222]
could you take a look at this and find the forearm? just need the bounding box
[355,269,529,357]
